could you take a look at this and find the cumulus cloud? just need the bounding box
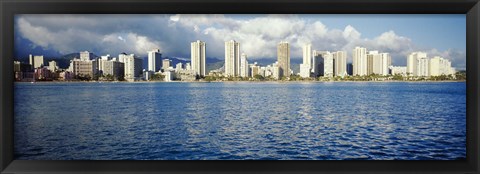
[15,14,465,68]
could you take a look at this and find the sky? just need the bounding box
[14,14,466,69]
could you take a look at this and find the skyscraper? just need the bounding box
[240,53,249,78]
[407,52,427,76]
[300,44,312,78]
[225,40,241,77]
[119,53,142,81]
[353,47,367,76]
[147,49,162,72]
[29,54,44,69]
[333,51,347,77]
[277,41,290,78]
[312,50,325,77]
[191,40,206,77]
[417,57,430,77]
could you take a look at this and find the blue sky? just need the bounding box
[15,14,466,69]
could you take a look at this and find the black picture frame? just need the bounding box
[1,0,479,173]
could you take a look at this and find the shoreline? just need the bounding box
[15,80,466,84]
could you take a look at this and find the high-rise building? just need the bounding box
[312,50,325,77]
[48,60,57,72]
[417,57,430,77]
[240,53,249,78]
[14,61,21,72]
[353,47,367,76]
[407,52,427,76]
[346,63,353,76]
[191,40,206,77]
[29,54,44,69]
[80,51,91,61]
[277,41,290,78]
[367,51,391,76]
[162,59,172,70]
[429,56,454,76]
[71,59,98,78]
[313,51,333,77]
[102,60,125,80]
[225,40,241,77]
[98,54,111,75]
[148,49,162,72]
[300,44,312,78]
[333,51,347,77]
[119,53,143,80]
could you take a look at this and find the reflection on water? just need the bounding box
[14,82,466,160]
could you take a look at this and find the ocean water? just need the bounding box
[14,82,466,160]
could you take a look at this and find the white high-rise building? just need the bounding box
[353,47,368,76]
[277,41,290,78]
[80,51,91,61]
[407,52,427,76]
[119,53,143,81]
[380,53,392,75]
[417,57,430,77]
[367,51,391,76]
[300,44,312,78]
[312,50,324,77]
[429,56,454,76]
[333,51,347,77]
[191,40,206,77]
[225,40,241,77]
[240,53,249,78]
[148,49,162,72]
[48,60,57,72]
[29,54,44,69]
[323,52,334,77]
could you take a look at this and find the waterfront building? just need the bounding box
[119,53,143,81]
[312,50,325,77]
[407,52,427,76]
[353,47,368,76]
[429,56,454,76]
[48,60,58,72]
[14,61,21,72]
[70,58,98,78]
[417,57,430,77]
[390,66,407,76]
[313,51,333,77]
[97,54,111,75]
[225,40,241,77]
[277,41,290,78]
[80,51,91,61]
[148,49,162,72]
[186,63,191,70]
[250,63,260,77]
[29,54,44,69]
[162,59,172,70]
[240,53,249,78]
[102,60,125,80]
[300,44,312,78]
[164,71,176,82]
[333,51,347,77]
[191,40,206,77]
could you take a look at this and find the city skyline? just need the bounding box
[14,14,466,69]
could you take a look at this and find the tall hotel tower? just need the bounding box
[333,51,347,77]
[277,41,291,78]
[225,40,241,77]
[240,53,249,78]
[407,52,427,76]
[191,40,206,77]
[353,46,367,76]
[300,44,312,78]
[147,49,162,72]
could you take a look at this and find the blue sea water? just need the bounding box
[14,82,466,160]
